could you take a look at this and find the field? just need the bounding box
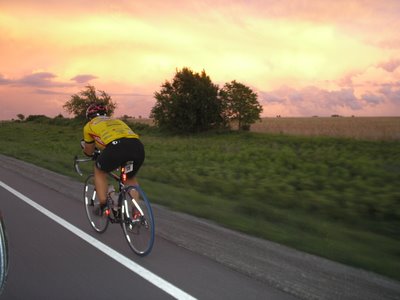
[135,116,400,140]
[251,116,400,140]
[0,117,399,280]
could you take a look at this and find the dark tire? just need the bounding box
[84,174,109,233]
[0,212,9,294]
[121,185,155,256]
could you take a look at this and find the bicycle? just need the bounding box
[0,210,9,294]
[74,152,155,256]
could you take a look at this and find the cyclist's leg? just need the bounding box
[125,176,139,200]
[94,165,108,206]
[121,138,145,200]
[95,144,122,206]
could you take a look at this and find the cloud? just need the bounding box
[35,89,71,95]
[328,89,362,110]
[70,74,98,84]
[259,81,400,116]
[0,72,99,88]
[109,92,151,97]
[337,60,400,92]
[377,59,400,72]
[0,72,74,88]
[379,85,400,103]
[260,86,367,116]
[258,90,286,104]
[0,74,12,84]
[337,70,366,88]
[32,88,151,99]
[18,72,62,86]
[361,93,385,105]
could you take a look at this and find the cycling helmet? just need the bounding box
[86,103,107,120]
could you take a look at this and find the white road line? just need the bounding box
[0,181,197,300]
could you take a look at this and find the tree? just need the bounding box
[151,68,225,133]
[16,114,25,121]
[63,85,117,119]
[219,80,263,131]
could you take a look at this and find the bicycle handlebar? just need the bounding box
[74,148,101,176]
[74,156,92,176]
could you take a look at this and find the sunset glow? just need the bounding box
[1,0,399,119]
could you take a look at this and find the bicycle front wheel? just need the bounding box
[0,212,9,294]
[84,174,109,233]
[121,185,155,256]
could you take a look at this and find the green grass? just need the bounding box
[1,119,399,280]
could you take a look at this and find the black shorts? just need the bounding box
[96,138,145,178]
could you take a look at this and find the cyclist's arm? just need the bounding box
[83,142,95,157]
[83,123,96,157]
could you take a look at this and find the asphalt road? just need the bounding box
[0,157,295,300]
[0,154,399,300]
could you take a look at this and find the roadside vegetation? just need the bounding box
[0,117,399,281]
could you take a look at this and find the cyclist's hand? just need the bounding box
[80,139,85,149]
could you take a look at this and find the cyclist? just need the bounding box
[81,103,145,214]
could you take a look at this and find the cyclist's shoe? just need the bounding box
[94,203,107,216]
[132,207,149,229]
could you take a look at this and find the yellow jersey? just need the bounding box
[83,116,139,148]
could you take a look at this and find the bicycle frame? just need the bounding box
[75,156,124,219]
[74,155,131,198]
[75,155,126,182]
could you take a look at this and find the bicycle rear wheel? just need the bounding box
[121,185,155,256]
[84,174,109,233]
[0,211,9,294]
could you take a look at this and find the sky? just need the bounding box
[1,0,400,119]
